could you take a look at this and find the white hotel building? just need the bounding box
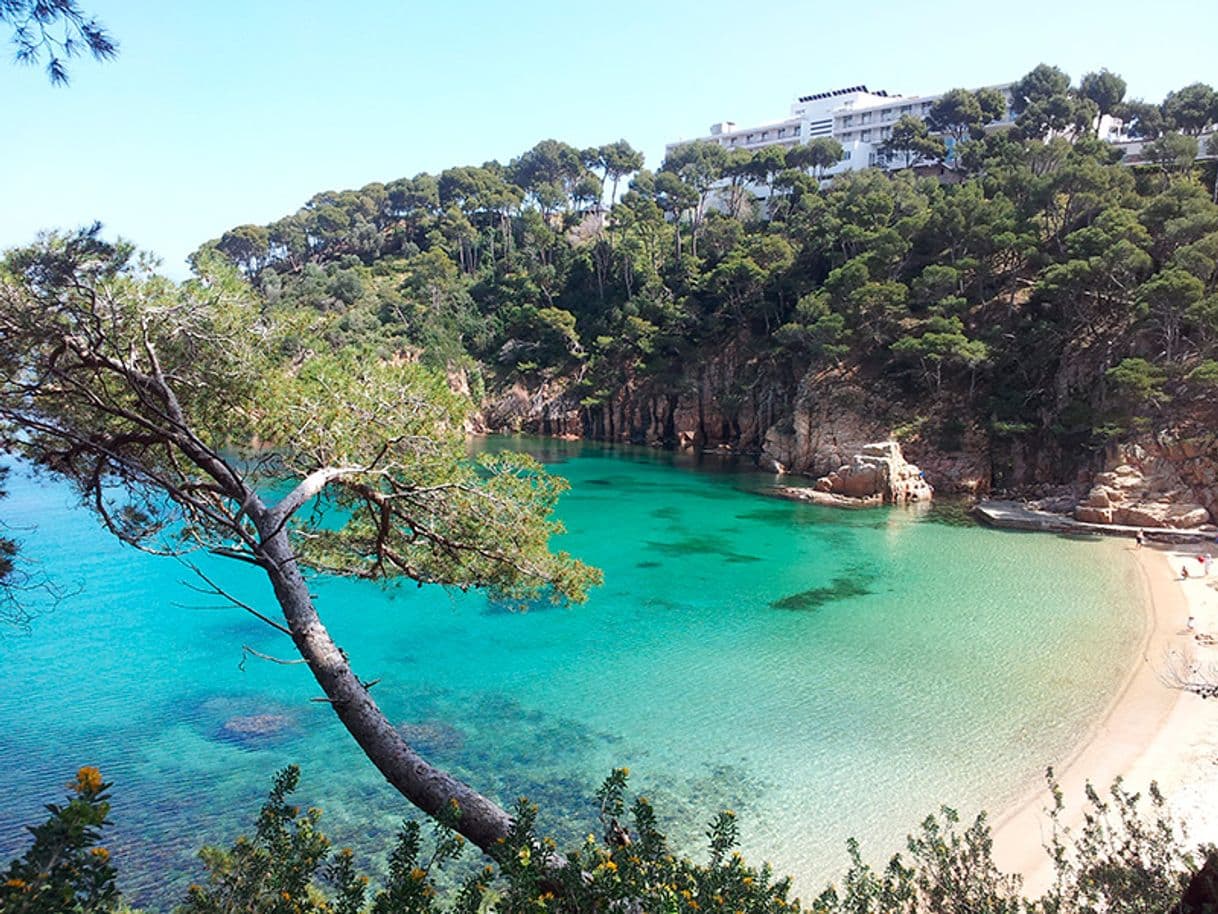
[665,82,1127,177]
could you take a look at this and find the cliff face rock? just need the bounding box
[760,373,891,478]
[477,356,1214,526]
[482,380,584,438]
[483,338,789,450]
[1074,437,1216,528]
[815,441,933,504]
[758,369,989,494]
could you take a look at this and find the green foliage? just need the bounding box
[1,0,116,84]
[172,767,803,914]
[176,66,1218,468]
[1078,70,1127,119]
[1189,359,1218,386]
[0,767,119,914]
[1105,357,1167,403]
[926,88,1006,145]
[879,116,946,169]
[180,766,333,914]
[0,229,601,607]
[7,767,1217,914]
[1163,83,1218,135]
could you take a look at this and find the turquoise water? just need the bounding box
[0,439,1144,907]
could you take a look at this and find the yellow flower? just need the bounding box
[602,860,618,873]
[72,766,103,795]
[410,867,427,881]
[742,876,753,886]
[280,891,292,901]
[90,847,110,862]
[689,901,701,910]
[4,878,27,890]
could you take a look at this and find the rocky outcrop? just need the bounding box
[1075,450,1212,528]
[772,441,933,508]
[477,341,1215,527]
[760,373,891,477]
[1153,431,1218,523]
[815,441,933,504]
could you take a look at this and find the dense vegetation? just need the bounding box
[4,765,1216,914]
[197,65,1218,485]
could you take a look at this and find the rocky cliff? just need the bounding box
[1073,434,1218,528]
[477,358,1216,529]
[483,339,788,450]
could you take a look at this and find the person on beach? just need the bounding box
[1182,565,1190,580]
[1188,615,1197,633]
[1135,529,1145,549]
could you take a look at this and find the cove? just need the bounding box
[0,437,1144,907]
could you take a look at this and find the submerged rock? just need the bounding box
[397,720,466,755]
[216,713,296,747]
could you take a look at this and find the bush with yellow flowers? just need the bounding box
[0,766,119,914]
[4,765,1218,913]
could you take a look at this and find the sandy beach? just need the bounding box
[991,539,1218,893]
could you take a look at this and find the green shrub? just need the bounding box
[4,767,1217,914]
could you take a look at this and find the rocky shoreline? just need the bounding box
[473,357,1217,532]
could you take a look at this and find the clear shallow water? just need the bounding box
[0,439,1144,907]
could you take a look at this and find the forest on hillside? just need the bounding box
[199,65,1218,487]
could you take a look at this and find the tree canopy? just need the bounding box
[1,0,115,84]
[0,227,600,852]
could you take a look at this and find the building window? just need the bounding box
[861,130,871,141]
[901,105,912,114]
[861,112,872,124]
[843,150,852,160]
[761,131,769,139]
[843,115,853,126]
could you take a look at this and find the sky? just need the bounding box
[4,0,1217,278]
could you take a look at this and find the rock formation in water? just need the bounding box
[772,441,932,508]
[815,441,933,504]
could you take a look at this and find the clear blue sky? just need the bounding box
[4,0,1216,277]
